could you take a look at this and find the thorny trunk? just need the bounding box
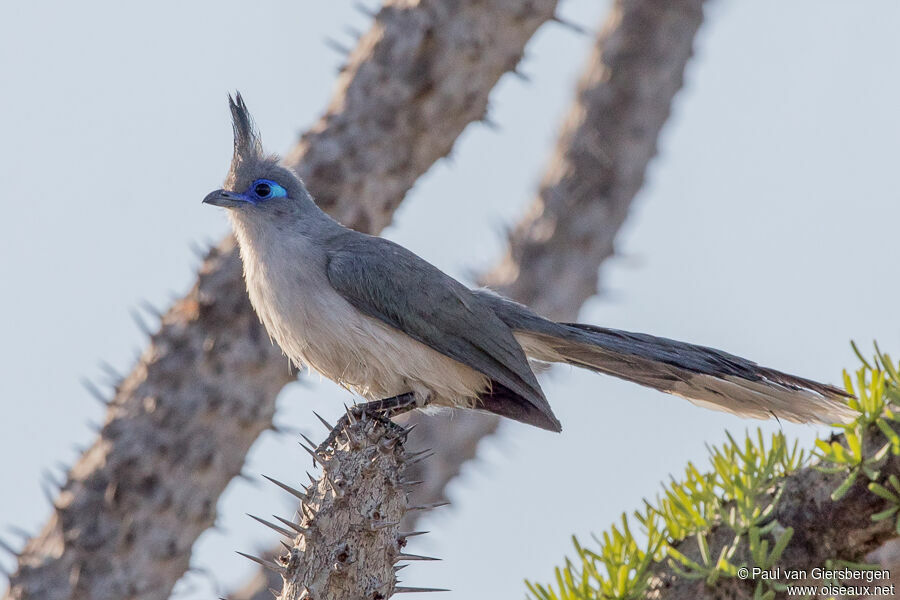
[2,1,559,599]
[250,418,445,600]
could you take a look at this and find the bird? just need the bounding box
[203,93,854,435]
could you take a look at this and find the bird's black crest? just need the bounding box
[227,92,264,185]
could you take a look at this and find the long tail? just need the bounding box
[476,291,856,425]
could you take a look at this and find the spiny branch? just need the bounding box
[242,416,446,599]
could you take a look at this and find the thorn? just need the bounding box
[398,530,429,539]
[210,519,228,534]
[190,241,208,259]
[237,471,259,487]
[0,537,19,557]
[269,587,282,599]
[70,443,88,456]
[235,551,288,576]
[407,451,435,465]
[394,586,449,593]
[394,564,409,572]
[400,479,424,488]
[299,432,319,450]
[481,115,500,130]
[185,564,213,576]
[129,308,153,337]
[395,553,441,562]
[343,403,357,424]
[550,14,589,36]
[139,299,163,319]
[298,442,321,465]
[354,2,376,17]
[81,378,110,407]
[511,68,532,83]
[344,25,362,39]
[279,541,291,552]
[300,502,316,521]
[247,514,295,539]
[346,428,363,450]
[262,475,306,500]
[323,472,344,498]
[42,469,62,489]
[6,526,31,541]
[367,520,399,531]
[275,422,302,436]
[400,423,417,438]
[405,448,433,459]
[98,361,122,384]
[324,37,351,55]
[274,515,308,535]
[312,411,333,431]
[41,480,57,509]
[306,471,316,487]
[407,501,450,512]
[379,436,399,451]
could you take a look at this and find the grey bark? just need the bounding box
[236,0,707,597]
[232,411,499,600]
[286,0,559,234]
[2,2,558,599]
[482,0,706,319]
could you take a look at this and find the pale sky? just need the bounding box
[1,1,899,598]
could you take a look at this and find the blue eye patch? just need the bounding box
[248,179,287,201]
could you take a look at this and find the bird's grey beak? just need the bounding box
[203,189,247,208]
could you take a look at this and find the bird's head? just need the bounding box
[203,93,309,218]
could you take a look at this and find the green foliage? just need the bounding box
[868,475,900,533]
[815,343,898,499]
[526,516,664,600]
[526,343,900,600]
[817,343,900,531]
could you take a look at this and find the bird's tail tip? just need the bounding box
[675,374,857,426]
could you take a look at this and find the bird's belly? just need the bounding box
[252,278,488,407]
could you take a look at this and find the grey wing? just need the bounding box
[325,234,558,428]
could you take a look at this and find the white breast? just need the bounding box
[234,224,489,408]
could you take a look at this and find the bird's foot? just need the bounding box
[314,392,418,455]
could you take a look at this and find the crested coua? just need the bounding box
[204,94,854,433]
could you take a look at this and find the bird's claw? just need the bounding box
[313,396,416,455]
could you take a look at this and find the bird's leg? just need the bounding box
[315,392,418,454]
[354,392,420,418]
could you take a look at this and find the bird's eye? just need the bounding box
[254,182,272,198]
[248,179,287,201]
